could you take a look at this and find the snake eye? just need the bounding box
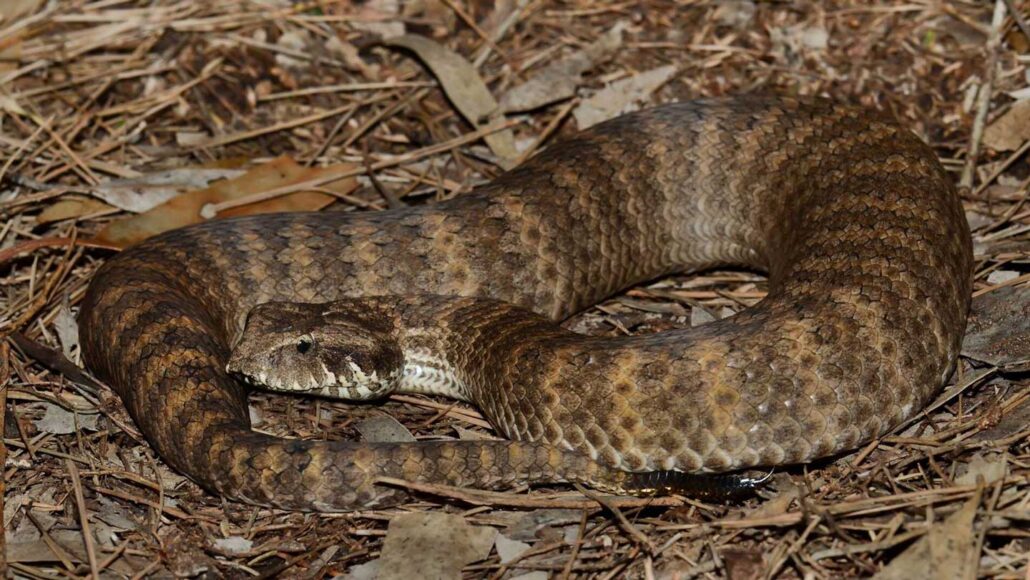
[296,337,313,354]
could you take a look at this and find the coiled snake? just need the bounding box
[79,97,972,511]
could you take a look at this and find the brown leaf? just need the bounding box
[573,65,679,129]
[955,453,1009,486]
[723,548,765,580]
[377,512,496,580]
[355,415,416,443]
[873,494,980,579]
[984,99,1030,152]
[972,388,1030,442]
[91,168,245,213]
[383,34,518,167]
[36,196,113,224]
[963,285,1030,371]
[500,22,625,113]
[92,157,357,249]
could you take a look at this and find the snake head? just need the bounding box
[226,300,403,400]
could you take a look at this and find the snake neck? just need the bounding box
[352,295,568,405]
[396,342,473,401]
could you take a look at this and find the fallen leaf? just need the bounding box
[94,497,139,532]
[984,99,1030,152]
[713,0,756,28]
[351,0,405,38]
[873,494,980,579]
[93,157,356,248]
[455,425,500,440]
[986,270,1019,285]
[500,22,625,113]
[7,539,82,564]
[955,453,1009,486]
[383,34,518,167]
[573,65,679,129]
[691,306,718,327]
[36,196,113,224]
[965,210,993,231]
[33,403,99,435]
[210,536,254,557]
[91,168,245,212]
[503,509,583,542]
[801,26,829,50]
[495,533,531,564]
[723,548,765,580]
[963,285,1030,371]
[378,512,497,580]
[746,475,800,519]
[343,559,380,580]
[355,415,416,443]
[249,405,264,427]
[972,386,1030,442]
[53,300,79,361]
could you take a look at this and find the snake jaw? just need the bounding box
[227,300,405,400]
[226,347,398,399]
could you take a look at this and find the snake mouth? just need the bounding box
[226,365,326,392]
[226,358,400,400]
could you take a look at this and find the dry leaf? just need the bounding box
[34,403,99,435]
[963,285,1030,371]
[355,415,416,443]
[986,270,1019,284]
[7,539,82,564]
[573,65,678,129]
[714,0,756,28]
[383,34,518,166]
[454,425,500,440]
[746,476,800,519]
[210,536,254,557]
[973,390,1030,442]
[93,157,356,249]
[873,494,980,579]
[53,300,79,360]
[984,99,1030,152]
[91,168,245,213]
[690,306,718,327]
[722,548,765,580]
[801,26,829,50]
[378,512,497,580]
[495,533,531,564]
[956,453,1009,486]
[351,0,405,38]
[36,196,113,224]
[503,509,583,541]
[343,560,380,580]
[275,29,310,70]
[500,22,625,113]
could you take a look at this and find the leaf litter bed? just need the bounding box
[1,1,1028,578]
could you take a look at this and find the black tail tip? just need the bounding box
[624,469,773,502]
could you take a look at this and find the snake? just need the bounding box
[79,97,973,511]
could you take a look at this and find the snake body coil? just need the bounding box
[79,97,972,511]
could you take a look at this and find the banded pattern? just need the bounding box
[79,97,972,511]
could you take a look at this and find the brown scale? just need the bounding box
[79,97,972,511]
